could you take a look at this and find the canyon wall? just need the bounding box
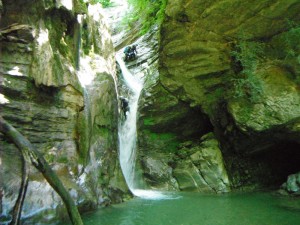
[0,0,128,223]
[137,0,300,193]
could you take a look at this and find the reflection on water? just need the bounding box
[60,192,300,225]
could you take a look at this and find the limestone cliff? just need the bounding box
[136,0,300,192]
[0,0,127,223]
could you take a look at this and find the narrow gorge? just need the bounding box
[0,0,300,224]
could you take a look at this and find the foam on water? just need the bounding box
[132,189,179,200]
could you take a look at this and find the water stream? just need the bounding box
[117,54,142,190]
[116,54,171,200]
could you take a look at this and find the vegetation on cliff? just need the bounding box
[125,0,167,34]
[0,0,127,223]
[230,39,264,102]
[90,0,113,8]
[142,0,300,192]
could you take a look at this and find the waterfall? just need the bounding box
[116,54,142,191]
[116,54,173,200]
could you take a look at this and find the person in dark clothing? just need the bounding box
[131,44,137,55]
[123,44,137,61]
[123,46,132,61]
[124,46,131,55]
[119,96,129,119]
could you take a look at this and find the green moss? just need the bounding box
[144,130,179,153]
[204,86,226,116]
[98,127,109,137]
[74,0,88,14]
[52,53,65,84]
[76,112,90,166]
[230,99,254,122]
[57,156,69,164]
[45,8,76,67]
[269,21,300,85]
[230,40,264,102]
[44,153,55,163]
[283,24,300,62]
[82,21,92,55]
[89,0,113,8]
[149,132,167,140]
[143,118,155,126]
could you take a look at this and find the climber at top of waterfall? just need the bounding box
[123,44,137,62]
[119,96,130,119]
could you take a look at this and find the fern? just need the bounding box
[231,40,264,102]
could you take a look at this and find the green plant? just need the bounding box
[57,156,69,164]
[125,0,167,35]
[279,19,300,84]
[283,21,300,61]
[44,153,55,163]
[89,0,112,8]
[231,40,264,102]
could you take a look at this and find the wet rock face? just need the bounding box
[135,27,227,192]
[0,0,126,223]
[173,133,230,193]
[158,0,300,189]
[160,0,300,114]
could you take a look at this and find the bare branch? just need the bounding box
[0,116,84,225]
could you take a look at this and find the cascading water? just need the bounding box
[117,54,174,200]
[116,54,142,191]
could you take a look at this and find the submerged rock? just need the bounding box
[280,172,300,195]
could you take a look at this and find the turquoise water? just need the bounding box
[63,192,300,225]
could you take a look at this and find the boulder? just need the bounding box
[280,172,300,195]
[174,133,230,193]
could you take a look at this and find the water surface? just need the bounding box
[63,191,300,225]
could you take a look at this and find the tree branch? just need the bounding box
[9,155,29,225]
[0,116,84,225]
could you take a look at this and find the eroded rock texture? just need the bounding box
[137,0,300,192]
[0,1,127,223]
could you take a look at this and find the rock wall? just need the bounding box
[137,0,300,192]
[0,0,128,223]
[134,26,230,192]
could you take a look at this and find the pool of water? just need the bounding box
[62,191,300,225]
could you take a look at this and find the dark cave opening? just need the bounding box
[250,141,300,187]
[174,105,214,141]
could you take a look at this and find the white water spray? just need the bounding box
[117,54,174,200]
[116,54,142,191]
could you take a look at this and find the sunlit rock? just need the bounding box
[0,0,127,223]
[159,0,300,191]
[228,65,300,132]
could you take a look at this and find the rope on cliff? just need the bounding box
[0,116,84,225]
